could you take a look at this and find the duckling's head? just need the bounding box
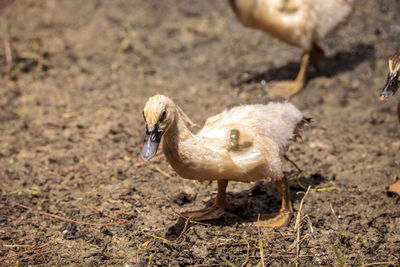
[380,51,400,100]
[141,94,175,161]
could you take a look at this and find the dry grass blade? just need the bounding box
[150,164,174,179]
[361,261,397,267]
[259,239,265,267]
[240,241,250,267]
[294,186,311,267]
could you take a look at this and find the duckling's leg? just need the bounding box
[311,43,324,71]
[267,53,310,99]
[254,176,293,228]
[181,180,230,221]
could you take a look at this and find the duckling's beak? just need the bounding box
[380,73,399,101]
[141,125,163,161]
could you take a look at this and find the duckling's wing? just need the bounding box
[197,103,303,155]
[309,0,353,40]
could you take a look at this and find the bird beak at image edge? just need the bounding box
[379,74,399,101]
[141,126,163,161]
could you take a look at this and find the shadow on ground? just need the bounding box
[235,43,375,87]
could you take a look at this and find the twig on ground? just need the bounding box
[139,203,208,249]
[259,239,265,267]
[265,259,275,266]
[0,244,47,262]
[150,164,174,179]
[0,250,56,267]
[255,214,266,267]
[284,155,303,177]
[294,186,311,267]
[14,202,127,226]
[146,216,192,244]
[221,256,236,267]
[90,206,128,222]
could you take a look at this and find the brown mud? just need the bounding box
[0,0,399,266]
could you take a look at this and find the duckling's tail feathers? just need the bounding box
[294,117,311,142]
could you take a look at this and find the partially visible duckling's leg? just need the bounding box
[254,176,293,228]
[267,53,310,99]
[311,43,324,71]
[181,180,230,221]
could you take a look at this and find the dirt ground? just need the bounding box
[1,0,400,266]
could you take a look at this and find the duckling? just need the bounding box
[228,0,353,98]
[380,50,400,100]
[141,94,308,227]
[379,50,400,122]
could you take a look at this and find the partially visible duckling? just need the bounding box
[141,94,309,227]
[228,0,353,98]
[380,50,400,100]
[379,50,400,122]
[379,51,400,194]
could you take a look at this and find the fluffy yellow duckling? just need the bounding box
[141,94,308,227]
[229,0,353,98]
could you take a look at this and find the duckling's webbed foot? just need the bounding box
[266,53,309,99]
[253,210,292,228]
[181,180,230,221]
[253,176,293,228]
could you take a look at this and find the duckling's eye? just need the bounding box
[159,110,167,122]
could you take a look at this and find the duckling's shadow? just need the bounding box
[166,173,325,236]
[235,43,375,87]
